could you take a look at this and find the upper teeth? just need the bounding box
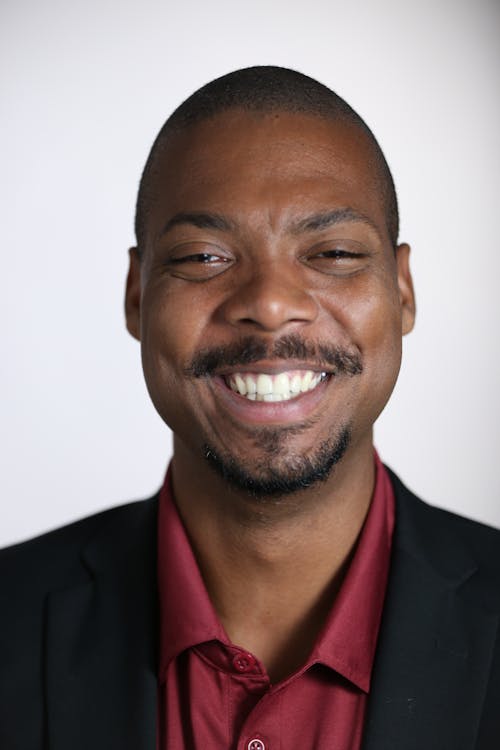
[226,370,326,402]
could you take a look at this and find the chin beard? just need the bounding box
[203,426,351,500]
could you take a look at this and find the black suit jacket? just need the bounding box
[1,470,499,749]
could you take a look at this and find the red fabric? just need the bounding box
[157,453,395,750]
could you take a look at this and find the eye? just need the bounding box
[164,243,233,280]
[303,239,369,275]
[315,249,357,259]
[171,251,224,264]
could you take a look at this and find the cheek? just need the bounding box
[326,273,402,345]
[364,293,402,356]
[141,285,208,364]
[341,278,403,390]
[361,298,403,419]
[139,286,210,420]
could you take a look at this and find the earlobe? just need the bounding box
[125,247,142,341]
[395,243,416,336]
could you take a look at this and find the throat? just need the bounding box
[194,506,359,683]
[219,564,347,684]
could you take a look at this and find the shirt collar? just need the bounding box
[157,452,395,692]
[308,451,395,691]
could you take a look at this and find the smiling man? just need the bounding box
[1,67,500,750]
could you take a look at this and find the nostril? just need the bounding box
[220,279,318,332]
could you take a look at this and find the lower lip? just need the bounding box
[211,375,331,426]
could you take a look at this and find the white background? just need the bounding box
[2,0,499,546]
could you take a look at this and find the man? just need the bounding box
[1,66,499,749]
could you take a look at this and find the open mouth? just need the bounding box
[224,370,328,402]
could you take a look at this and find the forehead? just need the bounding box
[148,109,388,241]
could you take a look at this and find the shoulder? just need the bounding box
[387,466,500,596]
[0,496,159,747]
[0,494,159,595]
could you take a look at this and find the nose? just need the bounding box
[218,260,319,332]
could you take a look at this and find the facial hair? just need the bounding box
[185,333,360,500]
[203,426,351,500]
[185,334,363,379]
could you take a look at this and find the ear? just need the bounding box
[125,247,142,341]
[395,243,416,336]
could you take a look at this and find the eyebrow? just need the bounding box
[290,208,379,235]
[160,207,379,238]
[161,211,234,236]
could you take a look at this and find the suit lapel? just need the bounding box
[45,497,159,750]
[362,477,499,750]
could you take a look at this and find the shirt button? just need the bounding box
[247,740,266,750]
[232,652,257,673]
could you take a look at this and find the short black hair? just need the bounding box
[135,66,399,250]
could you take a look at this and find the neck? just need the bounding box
[170,437,375,681]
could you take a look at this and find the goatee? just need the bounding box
[203,426,351,500]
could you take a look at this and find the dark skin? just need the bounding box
[125,109,415,682]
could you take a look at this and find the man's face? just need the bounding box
[126,109,414,496]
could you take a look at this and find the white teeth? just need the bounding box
[300,371,313,392]
[245,375,257,394]
[234,374,247,395]
[256,373,273,395]
[275,372,290,395]
[226,370,326,402]
[290,374,302,394]
[263,393,281,402]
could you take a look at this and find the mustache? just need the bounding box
[185,334,363,378]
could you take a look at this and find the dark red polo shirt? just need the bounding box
[157,453,395,750]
